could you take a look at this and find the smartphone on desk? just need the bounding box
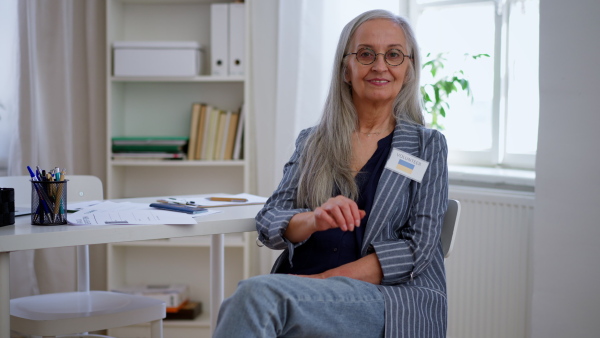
[149,203,208,215]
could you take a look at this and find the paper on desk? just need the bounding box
[189,193,268,207]
[67,201,218,225]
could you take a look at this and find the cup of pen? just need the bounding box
[31,179,68,225]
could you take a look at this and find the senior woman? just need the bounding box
[214,9,448,338]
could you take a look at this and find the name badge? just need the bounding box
[385,148,429,183]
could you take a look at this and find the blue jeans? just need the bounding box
[214,274,385,338]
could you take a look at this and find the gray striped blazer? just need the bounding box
[256,120,449,338]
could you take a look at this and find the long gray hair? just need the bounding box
[296,10,424,209]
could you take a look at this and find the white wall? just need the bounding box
[531,0,600,337]
[251,0,279,199]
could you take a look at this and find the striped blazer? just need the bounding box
[256,120,449,338]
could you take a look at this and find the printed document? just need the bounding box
[67,201,218,225]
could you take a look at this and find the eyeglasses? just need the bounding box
[344,47,412,66]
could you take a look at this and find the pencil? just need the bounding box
[207,197,248,202]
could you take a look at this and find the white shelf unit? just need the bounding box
[106,0,251,199]
[107,234,247,338]
[105,1,253,336]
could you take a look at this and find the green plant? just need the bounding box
[420,52,489,129]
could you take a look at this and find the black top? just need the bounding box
[277,131,394,275]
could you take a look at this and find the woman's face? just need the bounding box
[345,19,410,108]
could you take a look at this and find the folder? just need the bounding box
[228,3,245,76]
[210,4,229,76]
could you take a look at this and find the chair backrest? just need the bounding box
[66,175,104,202]
[0,175,103,205]
[441,199,461,258]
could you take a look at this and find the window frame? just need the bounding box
[409,0,538,170]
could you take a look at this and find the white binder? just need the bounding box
[228,3,245,76]
[210,3,229,76]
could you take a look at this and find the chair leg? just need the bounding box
[150,319,163,338]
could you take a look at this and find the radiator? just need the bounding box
[447,186,535,338]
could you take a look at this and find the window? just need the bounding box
[410,0,539,170]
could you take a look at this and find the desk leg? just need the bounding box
[210,234,224,336]
[0,252,10,338]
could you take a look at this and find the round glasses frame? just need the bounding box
[344,47,412,67]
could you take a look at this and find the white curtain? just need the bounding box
[9,0,106,298]
[274,0,406,182]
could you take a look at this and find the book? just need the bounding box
[203,107,221,160]
[200,105,215,160]
[111,137,188,153]
[165,301,203,320]
[233,103,245,160]
[112,152,186,160]
[213,110,228,160]
[112,144,186,153]
[194,104,208,160]
[187,103,202,160]
[112,136,188,146]
[112,284,190,312]
[224,109,240,160]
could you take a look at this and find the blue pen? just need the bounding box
[27,166,36,180]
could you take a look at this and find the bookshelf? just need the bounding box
[106,0,250,199]
[107,234,247,337]
[105,0,253,336]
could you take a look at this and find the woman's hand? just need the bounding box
[284,195,366,244]
[313,195,366,232]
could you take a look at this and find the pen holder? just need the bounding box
[31,180,68,225]
[0,188,15,227]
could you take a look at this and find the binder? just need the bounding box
[210,4,229,76]
[228,3,245,76]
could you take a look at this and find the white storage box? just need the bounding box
[113,41,202,77]
[112,283,190,309]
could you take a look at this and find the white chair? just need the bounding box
[441,199,461,258]
[0,175,166,338]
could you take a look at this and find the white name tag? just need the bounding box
[385,148,429,183]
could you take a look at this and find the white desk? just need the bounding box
[0,197,262,338]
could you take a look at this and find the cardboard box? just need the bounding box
[165,301,203,320]
[113,41,202,77]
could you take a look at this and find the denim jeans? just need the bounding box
[214,274,385,338]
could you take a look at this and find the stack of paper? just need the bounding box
[66,201,205,225]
